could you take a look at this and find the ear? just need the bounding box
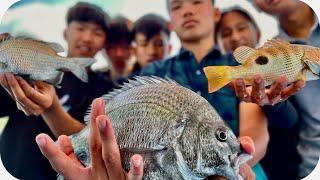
[167,44,173,55]
[213,7,221,24]
[256,29,261,44]
[63,29,67,41]
[168,21,174,32]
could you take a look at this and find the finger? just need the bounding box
[239,164,256,180]
[233,79,251,102]
[127,154,144,180]
[0,74,14,98]
[16,77,54,109]
[251,75,267,106]
[89,99,109,179]
[239,136,255,154]
[97,115,125,179]
[280,80,305,100]
[5,73,43,115]
[267,76,287,105]
[36,133,86,179]
[57,135,84,168]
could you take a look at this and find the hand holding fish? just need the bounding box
[231,74,305,106]
[0,73,55,115]
[204,38,318,105]
[36,98,144,180]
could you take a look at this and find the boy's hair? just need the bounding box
[106,17,132,46]
[132,13,170,42]
[66,2,110,33]
[166,0,215,10]
[215,6,260,36]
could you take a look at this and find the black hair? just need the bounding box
[132,13,170,42]
[106,17,132,46]
[215,6,260,36]
[166,0,215,10]
[66,2,109,33]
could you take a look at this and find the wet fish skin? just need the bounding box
[69,76,251,180]
[203,38,320,93]
[0,36,95,86]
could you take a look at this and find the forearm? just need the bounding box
[42,95,85,137]
[239,102,269,167]
[240,127,269,167]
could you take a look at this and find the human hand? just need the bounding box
[0,73,55,115]
[231,74,305,106]
[36,98,144,180]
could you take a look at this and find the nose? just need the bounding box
[82,30,93,44]
[230,31,242,42]
[182,3,194,18]
[146,44,156,57]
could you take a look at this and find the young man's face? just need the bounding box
[168,0,218,42]
[217,11,260,52]
[133,32,169,68]
[64,21,106,58]
[105,42,131,73]
[254,0,297,15]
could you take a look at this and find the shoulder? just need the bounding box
[140,56,176,76]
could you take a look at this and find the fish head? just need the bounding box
[177,103,251,179]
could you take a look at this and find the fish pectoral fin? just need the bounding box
[304,59,320,75]
[300,69,319,81]
[0,62,6,69]
[233,46,256,64]
[203,66,232,93]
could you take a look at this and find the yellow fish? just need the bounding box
[203,39,320,93]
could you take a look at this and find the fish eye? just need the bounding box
[215,128,228,142]
[255,56,269,65]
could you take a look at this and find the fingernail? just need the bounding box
[36,136,46,147]
[133,157,142,168]
[97,117,106,130]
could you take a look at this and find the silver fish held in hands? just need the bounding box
[70,76,251,180]
[0,36,95,86]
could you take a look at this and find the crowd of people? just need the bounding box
[0,0,319,179]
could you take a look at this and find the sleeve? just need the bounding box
[262,100,298,128]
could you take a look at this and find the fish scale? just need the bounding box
[0,36,95,85]
[69,76,251,180]
[204,38,318,93]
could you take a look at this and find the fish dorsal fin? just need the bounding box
[83,76,177,124]
[262,38,290,48]
[233,46,256,64]
[11,36,65,53]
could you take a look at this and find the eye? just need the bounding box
[215,128,228,142]
[255,56,269,65]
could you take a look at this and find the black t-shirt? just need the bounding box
[0,71,115,180]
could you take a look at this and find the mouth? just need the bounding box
[77,45,92,55]
[182,19,199,28]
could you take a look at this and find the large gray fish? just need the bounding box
[70,76,251,180]
[0,36,95,86]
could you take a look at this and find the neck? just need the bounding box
[181,34,215,63]
[279,2,315,39]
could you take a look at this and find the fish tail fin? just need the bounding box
[67,58,96,82]
[203,66,232,93]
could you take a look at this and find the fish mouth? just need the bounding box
[230,153,252,168]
